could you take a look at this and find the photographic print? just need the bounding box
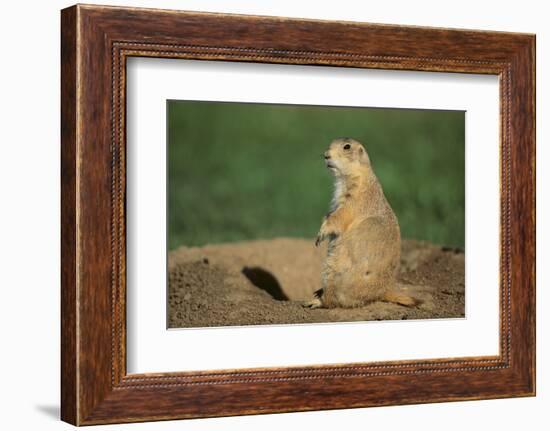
[61,5,535,424]
[167,101,465,328]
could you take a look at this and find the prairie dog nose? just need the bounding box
[324,152,331,160]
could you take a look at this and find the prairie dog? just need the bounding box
[304,137,416,309]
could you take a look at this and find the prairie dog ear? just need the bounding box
[357,145,371,165]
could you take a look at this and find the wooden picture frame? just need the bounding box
[61,4,535,425]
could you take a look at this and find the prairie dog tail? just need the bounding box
[382,290,420,307]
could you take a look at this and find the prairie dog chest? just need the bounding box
[330,177,346,212]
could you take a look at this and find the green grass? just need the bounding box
[168,101,465,250]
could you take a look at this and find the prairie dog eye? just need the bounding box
[343,144,351,150]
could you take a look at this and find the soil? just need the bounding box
[168,238,465,328]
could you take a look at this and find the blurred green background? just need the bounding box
[168,101,465,250]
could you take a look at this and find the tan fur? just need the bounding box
[382,290,419,307]
[304,138,417,309]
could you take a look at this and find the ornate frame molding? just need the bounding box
[61,5,535,425]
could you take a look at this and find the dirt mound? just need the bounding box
[168,238,465,328]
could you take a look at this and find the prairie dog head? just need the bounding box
[323,137,370,177]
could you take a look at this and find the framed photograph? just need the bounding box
[61,4,535,425]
